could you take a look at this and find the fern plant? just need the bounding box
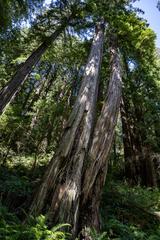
[91,229,109,240]
[0,207,70,240]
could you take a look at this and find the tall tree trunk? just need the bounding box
[141,146,157,187]
[133,104,157,187]
[154,117,160,150]
[121,94,157,187]
[80,35,122,231]
[30,22,105,236]
[27,64,52,109]
[0,21,67,115]
[120,98,139,185]
[22,63,53,113]
[27,64,57,114]
[43,64,59,98]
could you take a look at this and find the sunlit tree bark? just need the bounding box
[81,35,122,231]
[30,22,105,236]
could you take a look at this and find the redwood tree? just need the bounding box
[30,22,105,236]
[80,35,122,231]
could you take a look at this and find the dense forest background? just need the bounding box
[0,0,160,239]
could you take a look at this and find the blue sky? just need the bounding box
[133,0,160,47]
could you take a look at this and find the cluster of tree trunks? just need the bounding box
[0,6,157,239]
[119,55,157,188]
[1,18,123,235]
[30,22,105,237]
[29,26,123,237]
[80,36,122,231]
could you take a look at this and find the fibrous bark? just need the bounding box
[30,22,105,236]
[81,35,122,231]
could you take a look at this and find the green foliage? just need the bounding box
[0,1,160,239]
[100,180,160,240]
[0,174,31,197]
[90,229,109,240]
[0,0,45,30]
[0,207,70,240]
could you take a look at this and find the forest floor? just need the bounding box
[100,178,160,239]
[0,155,160,239]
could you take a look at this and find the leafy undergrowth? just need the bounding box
[99,180,160,240]
[0,154,50,212]
[0,205,70,240]
[0,155,73,240]
[0,156,160,239]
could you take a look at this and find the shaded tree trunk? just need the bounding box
[29,64,59,129]
[27,64,52,109]
[30,22,105,236]
[120,98,139,185]
[0,21,68,115]
[154,117,160,150]
[133,104,157,187]
[22,63,54,113]
[120,54,157,187]
[121,94,157,187]
[141,146,157,187]
[80,35,122,231]
[43,64,59,98]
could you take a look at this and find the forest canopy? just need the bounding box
[0,0,160,239]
